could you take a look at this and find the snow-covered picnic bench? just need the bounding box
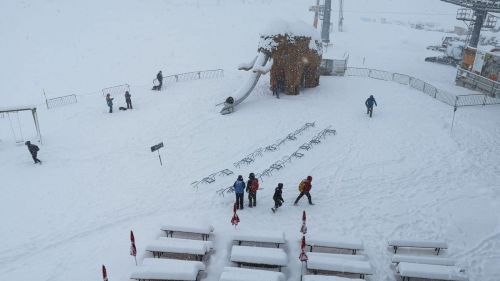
[230,245,287,271]
[306,235,364,254]
[397,262,468,281]
[303,275,364,281]
[161,223,214,241]
[219,266,285,281]
[392,254,456,266]
[388,239,448,255]
[232,230,286,248]
[306,252,374,279]
[145,237,212,260]
[130,258,205,281]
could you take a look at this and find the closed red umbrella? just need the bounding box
[231,203,240,227]
[130,230,137,265]
[300,210,307,234]
[102,265,108,281]
[299,236,308,262]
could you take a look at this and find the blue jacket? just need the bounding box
[106,97,113,107]
[365,96,377,108]
[233,180,246,194]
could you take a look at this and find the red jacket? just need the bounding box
[300,180,312,192]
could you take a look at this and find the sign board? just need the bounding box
[150,142,164,152]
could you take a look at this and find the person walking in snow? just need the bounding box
[156,71,163,90]
[246,172,259,208]
[25,141,42,164]
[294,176,314,205]
[233,175,246,210]
[365,95,377,118]
[125,91,132,109]
[271,183,284,213]
[106,93,114,113]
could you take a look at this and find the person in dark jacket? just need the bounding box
[156,71,163,90]
[294,176,314,205]
[365,95,377,118]
[246,172,259,207]
[125,91,132,109]
[271,183,284,213]
[233,175,246,210]
[25,141,42,164]
[106,93,114,113]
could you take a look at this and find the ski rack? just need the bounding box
[191,169,233,189]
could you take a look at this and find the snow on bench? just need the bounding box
[303,275,364,281]
[232,229,286,248]
[307,252,374,279]
[388,239,448,255]
[161,223,214,240]
[230,245,287,271]
[219,266,285,281]
[397,262,468,281]
[306,235,364,254]
[130,258,205,281]
[145,237,211,259]
[392,254,456,266]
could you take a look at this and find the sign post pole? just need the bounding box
[158,150,163,166]
[150,142,164,166]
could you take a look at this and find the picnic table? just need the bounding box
[130,258,205,281]
[307,252,373,279]
[219,266,285,281]
[397,262,468,281]
[388,239,448,255]
[306,235,364,254]
[230,245,287,271]
[145,237,211,260]
[232,229,286,248]
[161,223,214,241]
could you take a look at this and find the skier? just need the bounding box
[125,91,132,109]
[156,71,163,90]
[294,176,314,205]
[246,172,259,208]
[233,175,246,210]
[365,95,377,118]
[25,141,42,164]
[271,183,284,213]
[106,93,114,113]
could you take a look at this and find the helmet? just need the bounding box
[249,173,255,178]
[307,176,312,181]
[25,141,30,145]
[278,183,283,188]
[370,95,374,98]
[237,175,243,180]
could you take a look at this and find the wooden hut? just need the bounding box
[259,21,322,95]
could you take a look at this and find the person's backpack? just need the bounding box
[250,179,259,192]
[298,180,306,192]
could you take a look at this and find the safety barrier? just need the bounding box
[46,94,78,109]
[101,84,130,97]
[153,69,224,87]
[345,67,500,108]
[455,67,500,98]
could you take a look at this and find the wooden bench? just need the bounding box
[392,254,456,266]
[130,258,205,281]
[230,245,287,272]
[219,267,285,281]
[302,275,364,281]
[397,262,468,281]
[306,252,373,279]
[232,230,286,248]
[306,235,364,255]
[388,239,447,255]
[161,223,214,241]
[145,237,212,260]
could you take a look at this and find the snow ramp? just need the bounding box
[220,52,270,115]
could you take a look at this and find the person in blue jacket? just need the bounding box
[365,95,377,117]
[233,175,246,210]
[106,93,114,113]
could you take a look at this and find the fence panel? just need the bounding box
[154,69,224,86]
[368,69,392,81]
[409,77,426,92]
[393,73,410,85]
[46,94,78,109]
[101,84,130,97]
[345,67,370,77]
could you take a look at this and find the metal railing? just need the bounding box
[153,69,224,86]
[345,67,500,107]
[46,94,78,109]
[101,84,130,97]
[455,67,500,98]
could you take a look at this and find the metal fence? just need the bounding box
[153,69,224,86]
[345,67,500,107]
[101,84,130,97]
[46,94,78,109]
[455,67,500,98]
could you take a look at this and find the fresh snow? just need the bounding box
[303,275,364,281]
[160,223,214,236]
[232,229,285,244]
[219,267,285,281]
[307,252,374,275]
[306,235,364,251]
[230,245,288,266]
[397,262,468,281]
[1,1,500,281]
[392,254,457,266]
[130,258,205,281]
[388,239,448,249]
[145,237,210,256]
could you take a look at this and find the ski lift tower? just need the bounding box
[321,0,332,43]
[441,0,500,48]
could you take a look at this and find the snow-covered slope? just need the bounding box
[1,1,499,281]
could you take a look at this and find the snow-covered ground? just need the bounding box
[1,0,500,281]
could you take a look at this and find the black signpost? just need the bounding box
[151,142,164,166]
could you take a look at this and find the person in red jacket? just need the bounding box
[294,176,314,205]
[246,173,259,207]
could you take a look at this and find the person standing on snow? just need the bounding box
[365,95,377,118]
[233,175,246,210]
[294,176,314,205]
[271,183,284,213]
[156,71,163,90]
[106,93,114,113]
[25,141,42,164]
[246,172,259,207]
[125,91,132,109]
